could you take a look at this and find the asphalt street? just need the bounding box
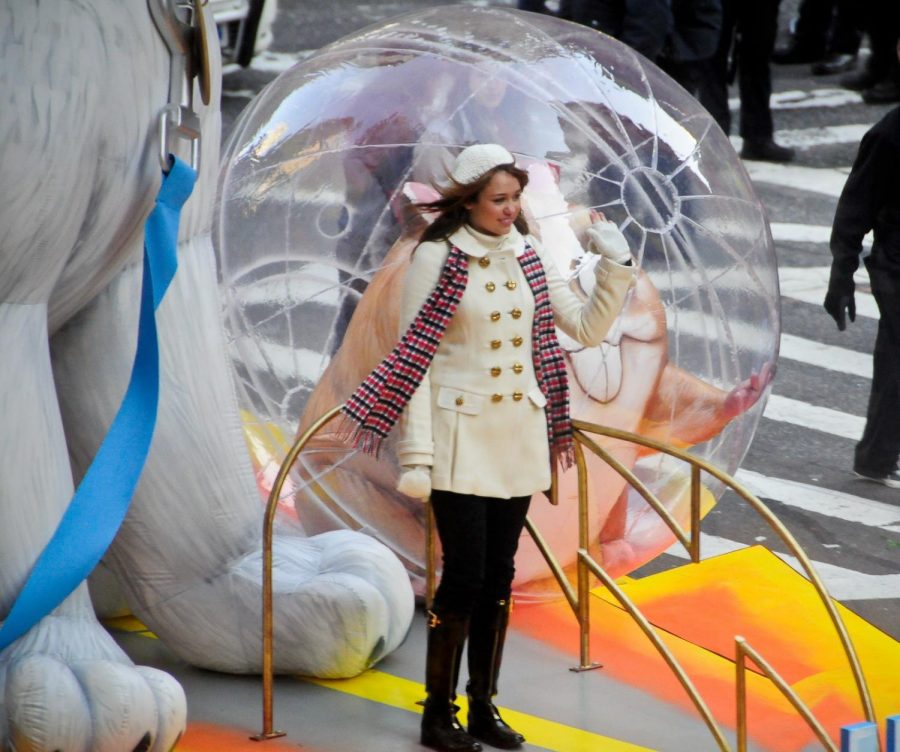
[219,0,900,643]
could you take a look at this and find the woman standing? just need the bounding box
[342,144,635,752]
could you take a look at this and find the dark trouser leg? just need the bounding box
[854,278,900,475]
[736,0,780,140]
[696,0,735,134]
[466,496,530,750]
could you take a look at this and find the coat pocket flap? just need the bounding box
[528,387,547,407]
[437,387,484,416]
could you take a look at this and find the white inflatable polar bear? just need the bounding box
[0,2,414,750]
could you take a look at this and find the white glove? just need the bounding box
[397,465,432,499]
[585,220,632,265]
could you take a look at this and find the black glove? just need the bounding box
[823,277,856,331]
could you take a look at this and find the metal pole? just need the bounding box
[252,404,344,741]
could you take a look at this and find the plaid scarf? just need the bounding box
[342,243,574,468]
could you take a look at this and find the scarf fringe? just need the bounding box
[336,410,386,459]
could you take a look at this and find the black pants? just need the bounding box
[855,274,900,474]
[430,490,531,615]
[698,0,781,139]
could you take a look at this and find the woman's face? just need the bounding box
[465,170,522,236]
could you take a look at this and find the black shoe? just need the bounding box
[853,467,900,489]
[812,53,857,76]
[772,42,824,65]
[841,70,882,91]
[862,80,900,104]
[468,700,524,750]
[422,700,483,752]
[740,138,795,163]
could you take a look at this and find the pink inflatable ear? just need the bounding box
[402,181,441,204]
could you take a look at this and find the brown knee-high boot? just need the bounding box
[466,599,525,749]
[421,609,483,752]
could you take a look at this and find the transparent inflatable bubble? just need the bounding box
[215,6,779,599]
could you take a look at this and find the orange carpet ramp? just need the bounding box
[513,545,900,751]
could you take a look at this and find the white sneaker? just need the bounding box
[853,467,900,489]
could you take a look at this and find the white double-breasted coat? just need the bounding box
[396,223,634,499]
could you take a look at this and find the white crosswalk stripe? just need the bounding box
[763,393,864,440]
[779,333,872,378]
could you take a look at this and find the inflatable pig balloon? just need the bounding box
[216,7,778,599]
[0,1,413,749]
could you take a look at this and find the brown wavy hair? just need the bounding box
[415,163,531,243]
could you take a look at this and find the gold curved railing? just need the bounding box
[252,407,878,751]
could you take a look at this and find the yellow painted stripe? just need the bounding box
[102,615,158,639]
[309,670,655,752]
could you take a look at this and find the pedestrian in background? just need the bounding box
[824,92,900,488]
[697,0,795,162]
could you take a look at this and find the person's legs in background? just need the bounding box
[841,0,900,102]
[853,276,900,486]
[860,4,900,103]
[811,0,863,75]
[695,0,735,135]
[735,0,795,162]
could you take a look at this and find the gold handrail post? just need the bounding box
[690,464,702,562]
[572,438,601,671]
[736,636,747,752]
[251,403,344,742]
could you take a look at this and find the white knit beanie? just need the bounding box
[450,144,515,185]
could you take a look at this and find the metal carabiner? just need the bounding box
[149,0,212,172]
[158,103,201,173]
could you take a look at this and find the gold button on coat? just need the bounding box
[512,363,524,374]
[490,339,502,349]
[512,391,524,401]
[455,396,465,406]
[478,257,491,267]
[511,308,522,319]
[490,311,501,321]
[491,393,503,402]
[505,280,517,290]
[512,336,523,347]
[490,367,502,377]
[485,282,496,292]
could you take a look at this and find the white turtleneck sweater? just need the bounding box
[396,223,634,499]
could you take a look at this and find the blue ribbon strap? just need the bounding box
[0,157,196,651]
